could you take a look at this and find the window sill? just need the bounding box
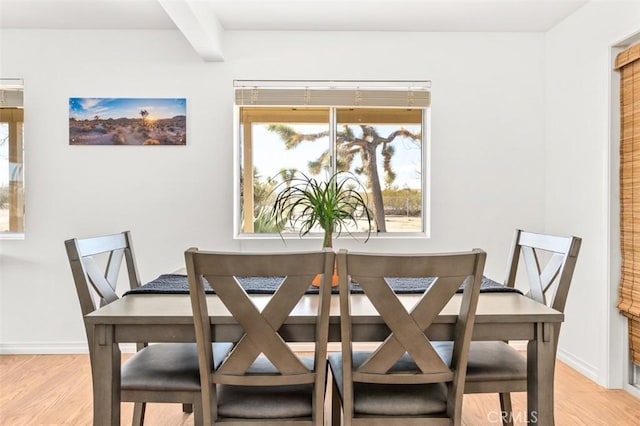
[234,232,428,240]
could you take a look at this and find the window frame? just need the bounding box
[0,106,24,238]
[232,81,431,241]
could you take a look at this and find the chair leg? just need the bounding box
[132,402,146,426]
[499,392,514,426]
[192,398,203,426]
[331,379,341,426]
[182,403,193,413]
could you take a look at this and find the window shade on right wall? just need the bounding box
[616,43,640,365]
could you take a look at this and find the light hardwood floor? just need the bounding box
[1,353,639,425]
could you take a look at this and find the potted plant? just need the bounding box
[271,171,374,247]
[270,171,375,285]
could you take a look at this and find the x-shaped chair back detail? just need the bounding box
[501,229,581,356]
[65,231,140,348]
[503,230,582,315]
[67,232,214,426]
[185,248,335,425]
[459,230,582,426]
[336,249,486,423]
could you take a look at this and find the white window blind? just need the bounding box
[234,80,431,108]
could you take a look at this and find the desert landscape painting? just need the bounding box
[69,98,186,145]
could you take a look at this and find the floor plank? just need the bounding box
[1,354,638,425]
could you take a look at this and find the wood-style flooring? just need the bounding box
[1,353,639,425]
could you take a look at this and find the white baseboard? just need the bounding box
[0,342,137,355]
[0,342,88,354]
[623,383,640,398]
[557,347,600,383]
[503,343,601,386]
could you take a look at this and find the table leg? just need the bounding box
[93,324,121,426]
[527,322,556,425]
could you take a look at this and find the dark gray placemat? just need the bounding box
[124,274,521,296]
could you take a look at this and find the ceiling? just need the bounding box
[0,0,588,61]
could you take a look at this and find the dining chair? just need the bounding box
[450,229,582,426]
[329,248,487,425]
[185,248,335,425]
[65,231,232,426]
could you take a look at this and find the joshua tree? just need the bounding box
[267,124,420,232]
[139,110,149,125]
[93,115,100,121]
[278,168,297,188]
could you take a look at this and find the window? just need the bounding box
[0,79,24,236]
[615,43,640,386]
[234,80,430,238]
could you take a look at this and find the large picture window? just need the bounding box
[234,81,430,238]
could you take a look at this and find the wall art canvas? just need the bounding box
[69,98,186,145]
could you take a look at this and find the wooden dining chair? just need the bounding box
[329,248,487,425]
[452,229,582,426]
[185,248,335,425]
[65,231,232,426]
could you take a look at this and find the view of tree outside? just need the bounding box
[243,107,424,234]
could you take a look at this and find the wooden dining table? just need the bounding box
[86,290,562,425]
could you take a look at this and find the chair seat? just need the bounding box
[218,383,314,419]
[433,341,527,382]
[122,343,233,392]
[328,352,448,417]
[217,355,316,419]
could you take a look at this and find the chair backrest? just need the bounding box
[336,248,486,424]
[65,231,141,352]
[185,248,335,424]
[503,229,581,315]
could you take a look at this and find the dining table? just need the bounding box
[85,276,563,426]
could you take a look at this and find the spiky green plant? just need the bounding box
[271,171,374,248]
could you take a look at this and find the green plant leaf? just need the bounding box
[270,171,375,247]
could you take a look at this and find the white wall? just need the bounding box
[0,30,546,351]
[545,0,640,387]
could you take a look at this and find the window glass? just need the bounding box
[0,79,24,235]
[336,108,422,233]
[0,122,9,231]
[235,82,429,238]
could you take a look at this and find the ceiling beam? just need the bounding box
[158,0,224,62]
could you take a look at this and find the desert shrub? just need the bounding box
[111,133,125,144]
[380,188,422,217]
[0,184,8,208]
[253,206,286,233]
